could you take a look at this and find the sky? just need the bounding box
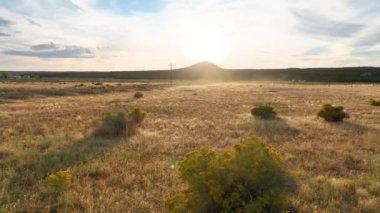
[0,0,379,71]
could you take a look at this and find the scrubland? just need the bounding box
[0,81,379,212]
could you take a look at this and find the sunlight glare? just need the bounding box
[182,22,231,63]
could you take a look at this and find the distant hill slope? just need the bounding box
[176,61,224,79]
[181,61,222,72]
[2,62,380,82]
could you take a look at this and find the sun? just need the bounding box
[182,22,231,63]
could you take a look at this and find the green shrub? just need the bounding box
[317,104,349,122]
[369,99,380,106]
[93,108,147,138]
[134,92,144,99]
[127,108,147,136]
[167,135,296,212]
[251,105,277,119]
[92,111,128,137]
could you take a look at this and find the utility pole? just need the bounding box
[169,63,173,86]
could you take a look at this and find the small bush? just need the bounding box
[93,82,103,86]
[134,92,144,99]
[167,135,296,212]
[251,105,277,119]
[128,108,147,123]
[127,108,147,136]
[317,104,349,122]
[93,108,147,138]
[45,170,72,190]
[369,99,380,106]
[92,111,128,137]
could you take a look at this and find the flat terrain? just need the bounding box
[0,81,379,212]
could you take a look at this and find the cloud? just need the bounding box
[346,0,380,16]
[4,43,94,58]
[24,16,41,26]
[290,9,364,38]
[31,42,58,50]
[0,0,81,17]
[355,28,380,47]
[352,50,380,59]
[0,16,11,27]
[305,46,331,56]
[0,32,11,37]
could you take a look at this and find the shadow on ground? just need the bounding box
[238,117,299,140]
[334,121,373,134]
[4,135,124,207]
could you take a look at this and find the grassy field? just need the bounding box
[0,81,379,212]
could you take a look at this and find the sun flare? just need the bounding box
[182,22,231,63]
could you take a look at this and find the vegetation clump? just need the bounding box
[0,73,9,79]
[128,108,147,124]
[134,92,144,99]
[251,105,277,119]
[93,108,147,138]
[369,99,380,106]
[127,108,147,136]
[45,170,72,190]
[317,104,349,122]
[167,135,296,212]
[93,111,128,137]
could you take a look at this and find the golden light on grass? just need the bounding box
[0,81,379,212]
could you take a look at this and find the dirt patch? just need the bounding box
[0,151,12,161]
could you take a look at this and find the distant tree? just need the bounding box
[0,73,9,78]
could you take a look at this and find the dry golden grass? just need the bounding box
[0,81,379,212]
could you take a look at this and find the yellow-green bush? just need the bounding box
[45,170,72,190]
[167,136,296,212]
[317,104,349,122]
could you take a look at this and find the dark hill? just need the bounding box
[176,61,224,79]
[182,61,223,72]
[2,62,380,82]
